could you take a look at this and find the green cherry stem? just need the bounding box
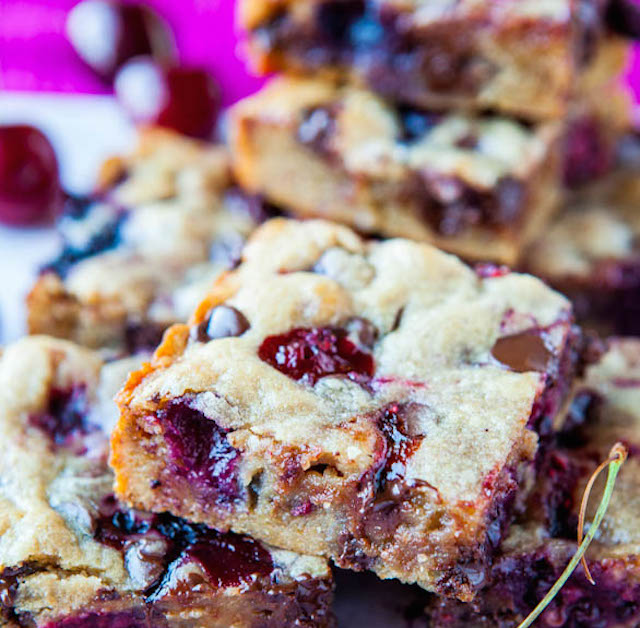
[517,442,628,628]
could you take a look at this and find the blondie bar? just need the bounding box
[525,167,640,336]
[0,336,334,627]
[427,338,640,626]
[112,218,581,601]
[27,129,264,354]
[240,0,630,120]
[230,77,565,265]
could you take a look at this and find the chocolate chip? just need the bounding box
[191,306,250,343]
[346,316,378,349]
[491,330,553,373]
[124,536,170,589]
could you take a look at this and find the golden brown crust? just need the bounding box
[112,218,579,601]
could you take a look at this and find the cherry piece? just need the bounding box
[0,125,62,226]
[491,330,552,373]
[474,263,510,279]
[66,0,174,81]
[114,59,220,139]
[28,386,96,446]
[157,400,241,504]
[191,306,250,343]
[258,326,375,386]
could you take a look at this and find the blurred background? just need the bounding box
[1,0,640,343]
[0,0,267,341]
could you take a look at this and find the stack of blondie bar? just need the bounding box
[2,1,640,626]
[231,0,635,266]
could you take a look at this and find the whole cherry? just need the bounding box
[66,0,175,81]
[114,58,220,139]
[0,125,63,226]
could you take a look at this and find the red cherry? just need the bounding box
[0,125,63,226]
[258,326,375,386]
[114,58,220,139]
[66,0,174,81]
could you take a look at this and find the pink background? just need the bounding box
[0,0,266,106]
[0,0,638,107]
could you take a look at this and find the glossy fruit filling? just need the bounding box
[156,399,242,504]
[28,385,97,447]
[258,326,375,386]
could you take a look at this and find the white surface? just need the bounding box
[0,93,135,343]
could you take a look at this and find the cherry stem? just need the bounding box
[516,441,628,628]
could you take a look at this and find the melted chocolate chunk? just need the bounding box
[374,404,423,494]
[1,565,36,622]
[413,174,526,236]
[563,116,611,188]
[491,330,553,373]
[258,326,375,386]
[157,399,241,504]
[28,385,97,447]
[191,306,250,343]
[94,499,274,600]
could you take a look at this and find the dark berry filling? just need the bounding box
[42,197,126,279]
[563,115,612,188]
[258,326,375,386]
[156,399,242,505]
[191,306,250,343]
[94,497,274,600]
[28,385,98,448]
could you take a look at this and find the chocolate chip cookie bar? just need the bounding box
[427,337,640,626]
[27,129,265,354]
[111,218,582,601]
[240,0,630,120]
[230,77,565,265]
[525,165,640,336]
[0,336,334,627]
